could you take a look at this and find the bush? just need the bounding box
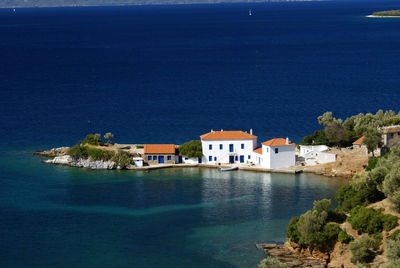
[82,133,102,145]
[258,256,287,268]
[349,235,378,264]
[338,230,353,244]
[366,157,380,171]
[336,185,370,212]
[86,147,114,161]
[178,140,202,158]
[111,151,132,169]
[382,259,400,268]
[68,144,89,158]
[386,229,400,261]
[299,129,329,146]
[327,209,347,223]
[382,214,398,231]
[348,206,398,234]
[382,163,400,212]
[287,216,301,244]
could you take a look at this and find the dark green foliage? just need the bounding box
[365,157,380,171]
[382,214,399,231]
[363,128,383,157]
[179,140,203,158]
[349,235,378,264]
[86,147,114,161]
[388,230,400,241]
[321,223,341,242]
[287,216,301,244]
[348,206,398,234]
[382,161,400,212]
[68,144,89,158]
[338,230,353,244]
[335,185,370,212]
[82,133,102,145]
[299,129,329,146]
[327,209,347,223]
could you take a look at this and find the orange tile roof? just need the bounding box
[200,131,257,140]
[253,147,262,155]
[262,138,295,147]
[144,144,176,154]
[353,136,365,145]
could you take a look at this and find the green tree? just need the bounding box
[382,162,400,212]
[349,235,378,264]
[318,112,342,127]
[82,133,102,145]
[362,128,383,157]
[104,132,114,145]
[178,140,203,158]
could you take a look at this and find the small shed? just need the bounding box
[132,157,143,167]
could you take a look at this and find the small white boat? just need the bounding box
[220,166,238,171]
[249,9,252,16]
[13,8,16,12]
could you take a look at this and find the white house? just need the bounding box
[256,138,296,169]
[200,130,257,164]
[299,145,329,158]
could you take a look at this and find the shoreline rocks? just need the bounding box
[44,155,117,170]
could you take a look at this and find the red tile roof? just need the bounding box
[262,138,295,147]
[353,136,365,145]
[253,147,262,155]
[200,131,257,140]
[144,144,176,154]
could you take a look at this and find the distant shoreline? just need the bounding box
[366,15,400,18]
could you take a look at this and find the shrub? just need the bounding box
[336,185,370,212]
[382,163,400,212]
[111,151,132,169]
[388,229,400,241]
[338,230,353,244]
[178,140,202,158]
[68,144,89,158]
[365,157,380,171]
[382,259,400,268]
[287,216,301,244]
[258,256,287,268]
[82,133,102,145]
[327,209,347,223]
[382,214,398,231]
[349,235,378,264]
[321,223,341,242]
[299,129,329,146]
[86,147,114,161]
[386,238,400,261]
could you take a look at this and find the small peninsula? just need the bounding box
[368,10,400,18]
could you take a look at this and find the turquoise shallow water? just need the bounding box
[0,151,346,267]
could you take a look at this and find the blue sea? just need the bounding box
[0,0,399,267]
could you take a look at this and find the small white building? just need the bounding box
[299,145,329,158]
[258,138,296,169]
[200,130,257,164]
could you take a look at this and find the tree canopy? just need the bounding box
[179,140,203,158]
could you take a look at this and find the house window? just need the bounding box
[219,144,223,150]
[235,156,238,161]
[148,156,152,160]
[391,133,394,138]
[209,144,212,150]
[209,156,212,161]
[275,148,279,154]
[267,147,269,152]
[214,157,217,161]
[167,156,172,161]
[154,156,157,160]
[241,144,244,149]
[248,155,251,159]
[185,157,189,160]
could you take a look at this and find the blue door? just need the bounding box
[229,156,235,163]
[159,156,165,164]
[240,155,244,163]
[229,144,234,152]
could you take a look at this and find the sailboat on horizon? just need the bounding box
[249,9,252,16]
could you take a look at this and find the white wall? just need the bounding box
[299,145,329,157]
[201,139,256,164]
[262,145,295,169]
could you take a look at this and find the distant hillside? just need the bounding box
[1,0,315,8]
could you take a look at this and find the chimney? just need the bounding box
[250,128,253,135]
[286,137,290,145]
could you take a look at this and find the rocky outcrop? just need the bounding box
[44,156,116,170]
[35,147,69,157]
[259,242,328,268]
